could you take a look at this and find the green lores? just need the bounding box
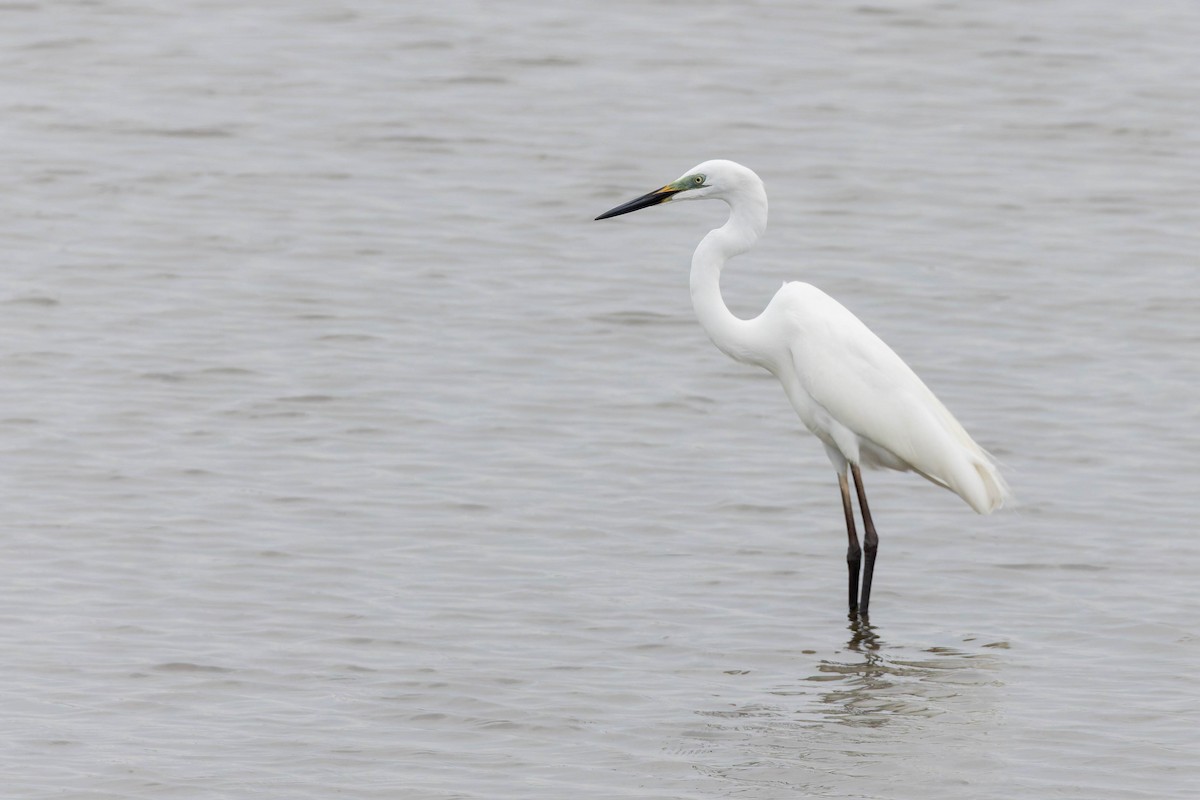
[594,173,708,220]
[674,173,708,190]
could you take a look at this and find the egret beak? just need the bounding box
[595,185,681,220]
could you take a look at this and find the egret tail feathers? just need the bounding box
[968,452,1010,514]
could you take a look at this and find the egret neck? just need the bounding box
[689,178,771,368]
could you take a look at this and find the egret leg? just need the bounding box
[851,464,879,616]
[838,472,862,614]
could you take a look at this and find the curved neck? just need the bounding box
[689,186,769,366]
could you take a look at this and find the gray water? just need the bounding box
[2,1,1197,797]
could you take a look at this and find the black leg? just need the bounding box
[839,472,861,614]
[851,464,879,617]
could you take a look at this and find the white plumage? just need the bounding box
[597,159,1008,615]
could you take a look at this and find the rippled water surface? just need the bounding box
[2,1,1198,797]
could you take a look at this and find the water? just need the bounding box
[1,1,1197,797]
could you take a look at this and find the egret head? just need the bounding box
[595,159,758,220]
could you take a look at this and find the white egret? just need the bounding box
[596,160,1008,616]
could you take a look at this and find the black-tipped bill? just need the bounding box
[595,186,680,220]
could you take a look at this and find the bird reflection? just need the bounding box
[680,624,1005,793]
[804,618,992,728]
[845,613,881,653]
[690,621,1002,739]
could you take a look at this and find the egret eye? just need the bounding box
[693,174,705,185]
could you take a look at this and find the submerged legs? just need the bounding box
[851,464,880,616]
[837,465,880,617]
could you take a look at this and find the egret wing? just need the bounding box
[772,283,998,508]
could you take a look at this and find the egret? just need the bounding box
[595,160,1008,616]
